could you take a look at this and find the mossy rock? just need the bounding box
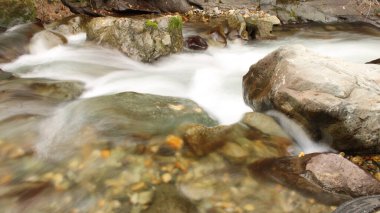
[168,16,183,32]
[0,0,36,28]
[145,20,159,29]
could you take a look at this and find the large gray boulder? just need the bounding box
[243,45,380,153]
[86,16,183,62]
[260,0,380,27]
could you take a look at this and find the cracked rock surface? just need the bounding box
[243,45,380,153]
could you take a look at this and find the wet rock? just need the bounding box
[179,180,215,201]
[241,112,290,139]
[131,190,154,205]
[0,78,84,146]
[29,30,67,54]
[334,195,380,213]
[86,16,183,62]
[218,142,248,163]
[46,15,89,35]
[185,35,208,51]
[226,13,248,40]
[245,15,280,39]
[0,78,84,120]
[249,153,380,205]
[142,184,199,213]
[366,58,380,65]
[0,23,44,63]
[61,0,202,16]
[183,125,230,156]
[36,92,217,160]
[185,8,280,41]
[243,45,380,153]
[0,0,36,28]
[207,29,227,47]
[182,119,291,159]
[0,69,15,80]
[260,0,380,28]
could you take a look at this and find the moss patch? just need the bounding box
[168,16,183,32]
[145,20,158,29]
[0,0,36,28]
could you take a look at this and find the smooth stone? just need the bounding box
[183,124,230,157]
[185,35,208,51]
[249,153,380,205]
[218,142,248,163]
[241,112,290,139]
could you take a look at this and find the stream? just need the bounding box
[0,22,379,213]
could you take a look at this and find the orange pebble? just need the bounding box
[166,135,184,150]
[0,174,12,185]
[101,149,111,159]
[175,162,188,173]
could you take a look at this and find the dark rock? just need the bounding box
[185,35,208,51]
[333,195,380,213]
[36,92,217,160]
[0,23,44,63]
[142,184,199,213]
[366,58,380,65]
[61,0,203,16]
[249,153,380,205]
[183,124,230,156]
[243,45,380,153]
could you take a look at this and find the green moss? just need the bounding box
[145,20,158,29]
[168,16,183,32]
[289,9,297,18]
[0,0,36,28]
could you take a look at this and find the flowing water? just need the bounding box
[0,23,379,212]
[2,24,379,125]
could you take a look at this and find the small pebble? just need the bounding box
[351,156,364,165]
[161,173,172,183]
[243,204,255,211]
[375,173,380,181]
[131,181,147,191]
